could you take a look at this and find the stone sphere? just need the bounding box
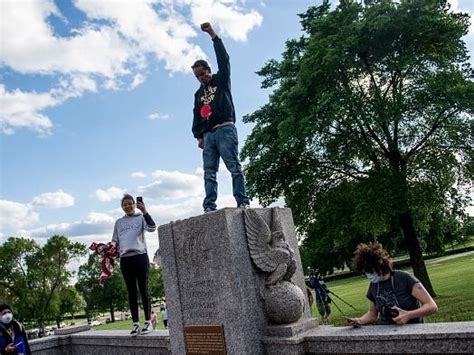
[264,281,305,324]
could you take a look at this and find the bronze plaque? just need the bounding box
[184,325,227,355]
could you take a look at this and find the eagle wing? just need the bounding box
[244,209,279,272]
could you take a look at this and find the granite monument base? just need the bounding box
[158,208,314,355]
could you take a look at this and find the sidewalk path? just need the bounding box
[425,250,474,264]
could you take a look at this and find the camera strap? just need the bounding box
[376,275,399,306]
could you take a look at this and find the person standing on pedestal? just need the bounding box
[191,22,250,213]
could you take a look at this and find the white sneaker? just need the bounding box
[141,321,153,335]
[130,322,140,337]
[238,203,250,209]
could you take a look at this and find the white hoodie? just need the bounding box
[112,213,156,257]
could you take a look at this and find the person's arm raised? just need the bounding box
[200,22,216,39]
[201,22,230,84]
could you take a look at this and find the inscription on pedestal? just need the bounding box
[182,279,218,319]
[184,325,227,355]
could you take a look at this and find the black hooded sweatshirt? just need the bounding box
[192,36,236,139]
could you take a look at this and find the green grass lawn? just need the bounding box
[310,253,474,326]
[94,253,473,330]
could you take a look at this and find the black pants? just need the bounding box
[120,253,151,323]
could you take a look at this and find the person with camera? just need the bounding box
[112,194,156,336]
[348,242,437,326]
[0,304,31,355]
[191,22,250,213]
[309,270,331,323]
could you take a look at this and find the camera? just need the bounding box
[381,305,399,318]
[377,295,399,318]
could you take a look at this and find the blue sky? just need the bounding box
[1,0,473,261]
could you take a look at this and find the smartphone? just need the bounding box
[136,196,143,204]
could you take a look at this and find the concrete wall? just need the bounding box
[30,322,473,354]
[30,330,171,355]
[263,322,474,354]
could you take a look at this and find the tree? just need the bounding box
[0,236,86,330]
[76,254,128,322]
[58,286,86,320]
[149,265,165,301]
[242,0,473,296]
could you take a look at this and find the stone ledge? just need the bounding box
[70,329,170,348]
[263,321,474,354]
[54,324,90,335]
[307,321,474,340]
[267,318,319,337]
[30,330,172,355]
[30,322,474,354]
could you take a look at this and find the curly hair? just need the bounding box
[352,242,393,275]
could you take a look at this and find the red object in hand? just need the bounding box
[200,104,212,118]
[90,241,119,284]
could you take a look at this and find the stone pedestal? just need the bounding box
[158,208,313,355]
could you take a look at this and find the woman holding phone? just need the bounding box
[112,194,156,336]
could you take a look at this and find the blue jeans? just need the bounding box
[202,124,250,210]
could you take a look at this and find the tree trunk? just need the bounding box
[392,160,437,297]
[399,210,437,297]
[110,304,115,322]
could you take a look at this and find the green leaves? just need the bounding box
[0,236,86,326]
[242,0,473,276]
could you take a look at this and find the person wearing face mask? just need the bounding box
[347,242,437,326]
[0,304,31,355]
[112,194,156,337]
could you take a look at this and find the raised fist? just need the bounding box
[200,22,213,33]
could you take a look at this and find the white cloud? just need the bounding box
[0,75,97,134]
[95,187,126,202]
[448,0,460,11]
[0,85,55,135]
[448,0,474,35]
[132,171,146,178]
[0,0,262,134]
[31,189,75,208]
[148,112,170,120]
[73,0,206,73]
[189,1,263,42]
[23,212,115,239]
[130,73,146,90]
[138,170,202,199]
[0,1,134,76]
[0,200,39,230]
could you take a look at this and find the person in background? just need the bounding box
[309,271,331,323]
[0,304,31,355]
[112,194,156,336]
[307,287,314,312]
[191,22,250,213]
[160,304,168,329]
[348,242,438,326]
[150,310,157,330]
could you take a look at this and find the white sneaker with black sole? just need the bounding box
[141,321,153,335]
[130,322,140,337]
